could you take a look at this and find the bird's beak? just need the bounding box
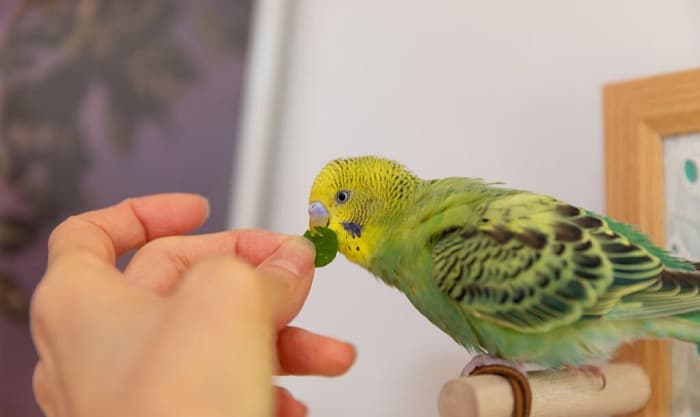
[308,201,329,229]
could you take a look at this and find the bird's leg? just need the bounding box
[563,364,606,390]
[460,354,528,377]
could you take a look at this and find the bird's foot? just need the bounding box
[460,354,528,377]
[460,354,532,417]
[563,364,606,390]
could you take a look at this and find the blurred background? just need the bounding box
[2,1,700,417]
[0,0,251,415]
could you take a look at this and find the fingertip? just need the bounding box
[127,193,211,239]
[341,341,358,370]
[259,236,316,279]
[201,196,211,220]
[321,339,357,377]
[255,237,316,327]
[278,327,357,377]
[276,386,308,417]
[295,235,317,254]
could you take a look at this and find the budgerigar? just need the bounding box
[307,156,700,371]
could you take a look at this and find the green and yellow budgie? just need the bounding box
[307,156,700,373]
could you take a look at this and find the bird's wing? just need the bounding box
[431,194,697,333]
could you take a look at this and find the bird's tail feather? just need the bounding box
[682,311,700,355]
[671,311,700,355]
[646,312,700,355]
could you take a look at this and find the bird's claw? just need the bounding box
[564,364,607,390]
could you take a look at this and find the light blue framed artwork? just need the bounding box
[664,133,700,417]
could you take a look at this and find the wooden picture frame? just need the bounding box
[604,67,700,417]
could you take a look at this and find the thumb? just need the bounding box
[148,257,277,417]
[154,239,314,414]
[255,236,316,328]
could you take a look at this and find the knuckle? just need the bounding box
[143,237,192,276]
[29,280,57,356]
[32,364,53,416]
[30,279,53,331]
[47,216,78,247]
[30,259,91,332]
[159,241,192,277]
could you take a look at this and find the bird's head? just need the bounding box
[308,156,419,266]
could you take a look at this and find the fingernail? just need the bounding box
[261,236,315,277]
[201,197,211,219]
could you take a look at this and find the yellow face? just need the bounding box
[308,156,418,267]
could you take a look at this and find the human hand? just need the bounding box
[30,193,355,417]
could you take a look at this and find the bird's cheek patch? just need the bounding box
[341,222,362,238]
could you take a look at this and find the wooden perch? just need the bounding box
[438,363,650,417]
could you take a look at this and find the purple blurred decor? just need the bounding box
[0,0,253,415]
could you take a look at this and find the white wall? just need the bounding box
[248,1,700,416]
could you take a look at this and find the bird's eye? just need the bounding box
[335,190,350,204]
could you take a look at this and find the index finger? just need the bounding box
[47,193,210,266]
[124,230,309,294]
